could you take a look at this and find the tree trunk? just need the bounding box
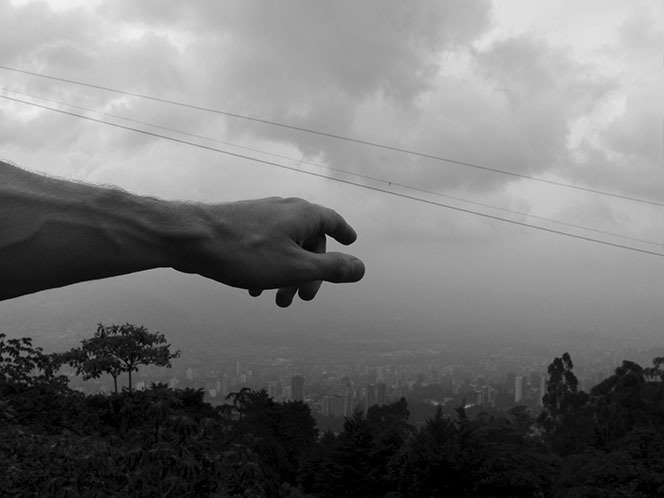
[113,375,118,394]
[128,369,132,392]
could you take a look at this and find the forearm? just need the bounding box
[0,161,192,300]
[1,161,364,306]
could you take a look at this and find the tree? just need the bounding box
[397,405,463,496]
[224,388,317,494]
[65,323,180,393]
[301,399,413,497]
[644,357,664,382]
[591,360,664,450]
[0,333,67,391]
[538,352,592,455]
[507,405,535,436]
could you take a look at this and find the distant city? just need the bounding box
[61,334,664,427]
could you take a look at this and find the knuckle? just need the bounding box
[283,196,305,205]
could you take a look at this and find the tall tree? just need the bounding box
[65,323,180,393]
[538,352,592,455]
[590,360,664,449]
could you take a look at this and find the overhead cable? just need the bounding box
[2,86,660,249]
[1,64,662,208]
[1,93,662,259]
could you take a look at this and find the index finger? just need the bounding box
[316,205,357,245]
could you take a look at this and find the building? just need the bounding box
[539,375,546,406]
[514,376,523,404]
[487,386,497,407]
[365,383,377,413]
[377,381,387,406]
[221,373,229,397]
[291,375,304,401]
[267,381,280,401]
[322,395,345,417]
[341,395,354,417]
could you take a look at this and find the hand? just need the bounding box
[171,197,365,307]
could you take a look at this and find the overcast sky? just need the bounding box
[1,0,663,348]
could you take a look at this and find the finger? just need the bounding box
[276,286,298,308]
[308,252,365,283]
[299,232,325,301]
[248,289,263,297]
[299,280,323,301]
[316,206,358,245]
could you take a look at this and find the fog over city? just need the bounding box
[1,0,663,355]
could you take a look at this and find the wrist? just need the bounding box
[160,200,235,276]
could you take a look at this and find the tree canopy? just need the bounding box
[62,323,180,393]
[3,333,664,496]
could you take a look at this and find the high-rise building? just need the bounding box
[365,384,377,413]
[506,372,516,393]
[514,376,523,404]
[487,386,497,407]
[322,395,344,417]
[539,375,546,406]
[377,381,387,406]
[340,376,353,397]
[267,381,280,400]
[291,375,304,402]
[321,395,334,416]
[341,395,354,417]
[475,391,483,406]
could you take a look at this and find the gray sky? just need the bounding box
[1,0,663,347]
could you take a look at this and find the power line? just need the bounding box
[2,93,662,259]
[2,64,663,208]
[3,86,660,249]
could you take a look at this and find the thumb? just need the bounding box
[309,252,365,283]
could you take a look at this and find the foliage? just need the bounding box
[223,388,318,495]
[62,323,180,393]
[5,335,664,497]
[301,399,414,497]
[644,356,664,382]
[0,383,271,496]
[394,405,559,497]
[538,352,593,455]
[0,333,67,392]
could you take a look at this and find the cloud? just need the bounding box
[565,8,664,203]
[103,0,490,101]
[3,0,664,346]
[0,0,658,240]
